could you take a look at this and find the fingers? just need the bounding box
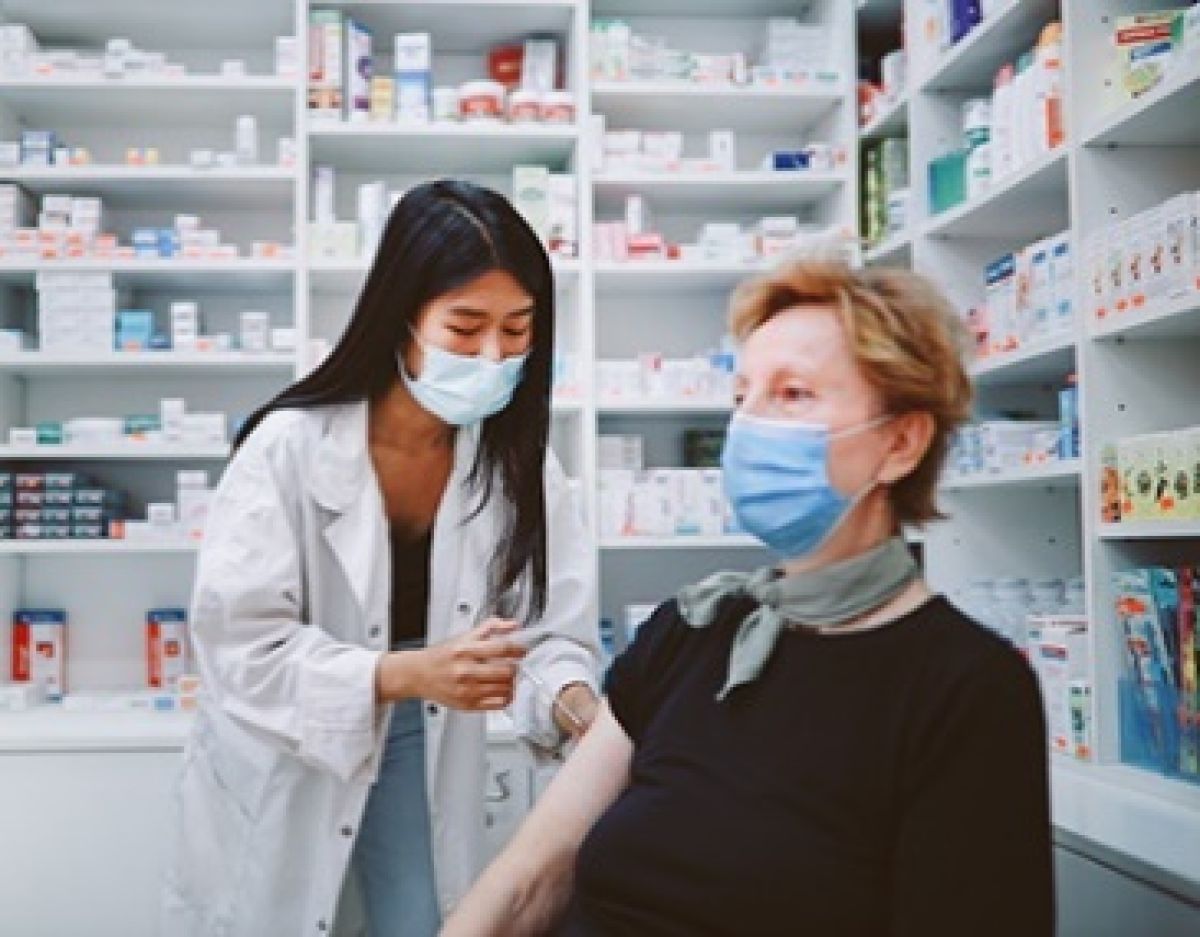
[473,617,518,641]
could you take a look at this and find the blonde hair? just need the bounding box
[729,260,973,525]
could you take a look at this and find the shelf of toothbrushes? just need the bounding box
[1083,59,1200,149]
[0,540,199,557]
[1089,295,1200,342]
[941,459,1081,492]
[0,444,229,460]
[0,166,295,210]
[590,81,843,132]
[592,170,847,214]
[919,0,1061,93]
[0,259,295,291]
[923,147,1068,240]
[0,351,295,376]
[0,76,296,126]
[969,333,1075,387]
[307,121,580,175]
[860,91,909,143]
[308,256,580,294]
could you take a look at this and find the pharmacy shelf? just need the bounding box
[860,92,908,142]
[594,260,772,293]
[0,444,229,460]
[307,122,580,175]
[1089,296,1200,342]
[308,256,580,294]
[924,147,1069,240]
[970,334,1075,387]
[1052,761,1200,894]
[1097,521,1200,542]
[0,351,295,375]
[1,0,293,51]
[920,0,1060,93]
[1083,60,1200,149]
[551,398,585,416]
[862,230,912,266]
[0,709,194,753]
[0,259,295,291]
[312,1,575,55]
[593,170,846,214]
[0,77,297,127]
[0,540,198,557]
[0,166,296,210]
[600,534,764,550]
[597,400,732,416]
[590,81,843,133]
[941,459,1081,492]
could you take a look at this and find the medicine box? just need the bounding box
[11,609,68,701]
[147,608,189,690]
[1028,615,1089,757]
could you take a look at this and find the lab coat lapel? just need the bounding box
[309,402,383,617]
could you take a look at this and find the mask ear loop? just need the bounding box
[789,415,895,562]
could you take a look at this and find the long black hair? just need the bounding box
[236,179,554,619]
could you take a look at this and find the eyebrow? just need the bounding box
[446,305,535,321]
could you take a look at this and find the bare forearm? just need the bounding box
[443,850,574,937]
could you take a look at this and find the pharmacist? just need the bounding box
[161,180,601,937]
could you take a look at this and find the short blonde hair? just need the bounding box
[729,260,972,525]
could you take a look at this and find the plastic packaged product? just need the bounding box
[539,90,575,125]
[1036,23,1064,152]
[345,18,371,122]
[1058,374,1080,461]
[459,80,505,122]
[1114,12,1179,103]
[521,37,558,93]
[508,89,540,123]
[985,253,1017,354]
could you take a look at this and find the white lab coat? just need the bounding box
[160,400,599,936]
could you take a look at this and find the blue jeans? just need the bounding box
[350,696,441,937]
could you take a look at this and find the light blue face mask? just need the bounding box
[722,411,889,559]
[400,331,528,427]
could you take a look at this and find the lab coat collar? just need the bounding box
[309,399,481,615]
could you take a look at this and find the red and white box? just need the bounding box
[11,608,68,701]
[147,607,189,690]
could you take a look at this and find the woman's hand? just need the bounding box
[377,618,526,710]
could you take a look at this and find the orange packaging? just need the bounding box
[12,609,68,701]
[147,608,189,691]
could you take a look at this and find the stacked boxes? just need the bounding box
[598,468,733,539]
[5,472,124,540]
[36,271,117,352]
[973,231,1074,359]
[1026,615,1091,759]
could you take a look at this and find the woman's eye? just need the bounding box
[503,329,531,339]
[447,326,480,338]
[781,386,812,402]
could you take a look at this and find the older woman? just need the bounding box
[443,261,1055,936]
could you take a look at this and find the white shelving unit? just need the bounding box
[859,0,1200,906]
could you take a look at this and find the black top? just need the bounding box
[390,527,432,646]
[557,595,1054,937]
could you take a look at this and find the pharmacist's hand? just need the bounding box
[415,619,527,712]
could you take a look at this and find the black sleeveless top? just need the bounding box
[390,527,432,646]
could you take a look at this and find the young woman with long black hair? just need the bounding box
[161,180,601,937]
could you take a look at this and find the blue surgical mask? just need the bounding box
[721,412,888,559]
[401,332,528,427]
